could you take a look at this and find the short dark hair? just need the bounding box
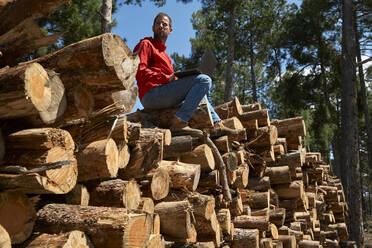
[153,12,172,27]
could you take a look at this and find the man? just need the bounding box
[133,12,223,131]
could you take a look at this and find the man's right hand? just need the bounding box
[169,73,178,82]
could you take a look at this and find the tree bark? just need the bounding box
[101,0,112,33]
[35,204,152,248]
[232,228,259,248]
[214,97,243,119]
[341,0,364,246]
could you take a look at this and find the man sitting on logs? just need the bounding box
[133,12,228,132]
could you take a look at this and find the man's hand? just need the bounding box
[169,73,179,82]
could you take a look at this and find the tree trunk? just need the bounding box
[224,0,235,102]
[101,0,112,33]
[341,0,364,246]
[354,9,372,172]
[25,230,93,248]
[35,204,152,248]
[250,38,257,102]
[0,190,36,244]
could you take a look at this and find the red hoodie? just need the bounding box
[133,37,174,100]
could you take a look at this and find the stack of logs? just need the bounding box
[0,1,357,247]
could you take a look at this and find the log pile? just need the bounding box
[0,2,357,248]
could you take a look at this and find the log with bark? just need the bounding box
[35,203,152,248]
[237,109,270,127]
[158,160,200,191]
[264,166,291,185]
[89,179,141,210]
[25,230,93,248]
[76,138,118,182]
[0,190,36,244]
[271,117,306,138]
[214,97,243,119]
[0,63,67,123]
[232,228,259,248]
[163,135,202,158]
[65,184,90,206]
[233,215,270,231]
[138,167,170,200]
[180,144,215,172]
[154,200,195,241]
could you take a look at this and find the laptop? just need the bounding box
[174,48,217,78]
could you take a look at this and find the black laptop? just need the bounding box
[174,48,217,78]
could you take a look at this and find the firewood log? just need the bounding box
[90,179,141,210]
[136,197,154,214]
[214,97,243,119]
[246,125,278,148]
[120,133,162,179]
[179,144,215,172]
[0,224,11,248]
[277,235,296,248]
[233,215,270,231]
[154,200,195,240]
[139,167,170,200]
[25,230,93,248]
[223,152,239,171]
[264,166,291,185]
[271,151,305,168]
[323,238,338,247]
[65,184,89,206]
[0,0,68,35]
[35,204,152,248]
[272,240,284,248]
[0,146,77,194]
[0,18,63,68]
[237,109,270,127]
[271,117,306,138]
[0,190,36,244]
[232,228,259,248]
[240,190,279,209]
[298,240,321,248]
[273,180,304,200]
[153,214,161,234]
[217,209,232,236]
[198,170,219,189]
[76,139,119,182]
[232,165,249,189]
[326,223,348,241]
[209,117,247,142]
[241,103,262,112]
[194,211,221,247]
[158,160,200,191]
[247,176,271,191]
[229,191,244,216]
[213,135,231,153]
[147,234,165,248]
[0,63,66,123]
[269,208,286,227]
[5,128,74,150]
[274,144,285,155]
[118,143,130,169]
[29,33,137,91]
[163,135,202,158]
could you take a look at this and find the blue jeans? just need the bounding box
[141,74,221,123]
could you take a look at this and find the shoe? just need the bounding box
[170,115,199,133]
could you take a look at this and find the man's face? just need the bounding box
[152,16,173,40]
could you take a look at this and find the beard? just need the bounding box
[154,30,168,41]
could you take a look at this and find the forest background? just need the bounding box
[25,0,372,246]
